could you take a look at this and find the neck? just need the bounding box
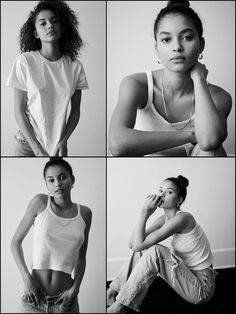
[162,68,193,98]
[164,207,180,219]
[40,43,61,61]
[52,195,73,210]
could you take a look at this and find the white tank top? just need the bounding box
[134,71,195,156]
[170,211,213,270]
[32,197,86,274]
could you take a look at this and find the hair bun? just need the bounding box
[167,0,190,8]
[177,175,189,187]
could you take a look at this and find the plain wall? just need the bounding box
[107,158,235,279]
[1,1,106,156]
[1,158,106,313]
[107,1,235,156]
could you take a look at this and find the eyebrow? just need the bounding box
[158,28,194,36]
[37,16,57,22]
[47,173,66,178]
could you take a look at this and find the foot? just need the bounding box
[107,287,118,307]
[107,300,126,313]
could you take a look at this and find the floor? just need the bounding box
[107,267,235,313]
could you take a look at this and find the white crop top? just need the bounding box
[6,51,89,155]
[32,197,86,274]
[170,211,213,270]
[134,71,195,156]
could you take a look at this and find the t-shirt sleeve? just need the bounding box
[74,60,89,90]
[6,54,27,91]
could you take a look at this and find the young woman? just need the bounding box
[107,175,217,313]
[109,0,232,157]
[11,158,92,313]
[6,1,89,156]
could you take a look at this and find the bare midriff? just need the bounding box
[32,269,73,295]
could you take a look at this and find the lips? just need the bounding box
[47,31,56,35]
[55,188,64,193]
[171,56,185,61]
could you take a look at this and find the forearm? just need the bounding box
[131,213,148,251]
[10,240,31,283]
[70,258,86,297]
[60,112,80,143]
[109,128,193,156]
[15,112,46,154]
[194,77,227,149]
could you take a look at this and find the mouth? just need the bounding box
[55,188,64,194]
[171,56,186,62]
[47,31,56,36]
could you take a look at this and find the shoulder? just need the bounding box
[26,193,48,217]
[208,83,232,118]
[80,205,92,227]
[66,57,84,69]
[119,72,148,106]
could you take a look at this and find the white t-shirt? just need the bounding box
[6,51,89,155]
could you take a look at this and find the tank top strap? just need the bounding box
[47,195,51,209]
[145,71,154,109]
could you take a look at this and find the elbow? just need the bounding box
[109,132,129,156]
[130,242,142,252]
[198,131,227,151]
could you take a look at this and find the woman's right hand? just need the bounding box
[142,194,160,217]
[23,275,44,306]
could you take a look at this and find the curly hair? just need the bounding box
[19,0,84,60]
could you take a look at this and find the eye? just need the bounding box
[40,22,46,26]
[183,35,193,41]
[161,38,170,43]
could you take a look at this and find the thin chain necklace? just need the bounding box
[51,200,74,227]
[161,70,194,130]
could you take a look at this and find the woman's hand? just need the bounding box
[190,62,208,81]
[142,194,160,218]
[23,275,44,306]
[55,287,76,308]
[53,140,68,156]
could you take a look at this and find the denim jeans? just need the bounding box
[110,244,217,312]
[13,130,35,156]
[20,293,80,313]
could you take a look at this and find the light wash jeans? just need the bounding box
[110,244,217,312]
[13,130,35,156]
[20,293,80,313]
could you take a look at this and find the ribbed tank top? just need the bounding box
[170,211,213,270]
[32,197,86,274]
[134,71,195,156]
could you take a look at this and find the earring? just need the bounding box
[157,59,162,64]
[72,184,74,189]
[198,53,203,60]
[47,191,52,197]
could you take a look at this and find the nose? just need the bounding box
[55,179,62,187]
[172,39,183,52]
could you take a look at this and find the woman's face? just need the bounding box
[34,9,62,43]
[158,180,180,209]
[155,13,204,72]
[45,165,74,199]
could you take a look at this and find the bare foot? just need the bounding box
[107,287,118,307]
[107,300,126,313]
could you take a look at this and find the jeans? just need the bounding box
[110,244,217,312]
[13,130,35,156]
[20,293,80,313]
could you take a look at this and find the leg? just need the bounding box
[108,251,143,306]
[190,143,227,156]
[109,245,214,312]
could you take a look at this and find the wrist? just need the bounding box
[22,272,32,283]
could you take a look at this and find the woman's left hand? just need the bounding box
[190,62,208,81]
[55,288,76,308]
[53,140,68,156]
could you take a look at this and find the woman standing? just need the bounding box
[107,175,216,313]
[6,1,89,156]
[11,157,92,313]
[109,0,232,156]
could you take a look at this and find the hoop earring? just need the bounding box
[198,53,203,60]
[157,58,162,64]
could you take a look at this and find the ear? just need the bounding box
[34,30,39,39]
[177,196,183,207]
[199,37,205,53]
[71,175,75,186]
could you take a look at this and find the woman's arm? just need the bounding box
[130,195,187,252]
[191,63,232,151]
[53,90,82,156]
[129,214,166,249]
[10,194,47,304]
[109,76,195,156]
[70,206,92,298]
[14,89,48,156]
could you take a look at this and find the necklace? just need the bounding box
[161,70,194,130]
[51,200,74,227]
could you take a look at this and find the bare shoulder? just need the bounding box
[208,83,232,117]
[174,211,196,229]
[27,194,48,217]
[80,205,92,227]
[120,72,148,107]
